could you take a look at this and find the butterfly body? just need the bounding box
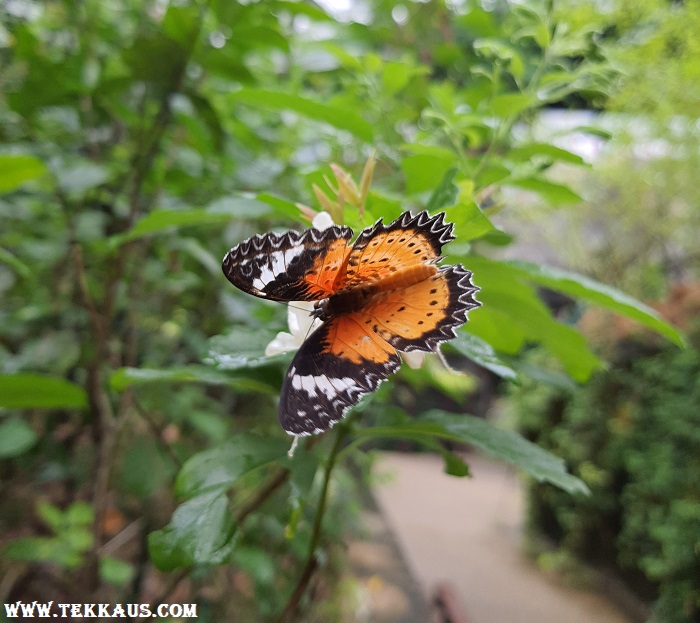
[223,210,481,436]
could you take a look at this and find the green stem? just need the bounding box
[277,427,348,622]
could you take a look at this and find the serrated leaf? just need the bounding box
[229,88,373,142]
[0,374,87,409]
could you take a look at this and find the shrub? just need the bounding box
[513,336,700,622]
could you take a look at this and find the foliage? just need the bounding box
[0,0,682,618]
[497,0,700,301]
[511,340,700,623]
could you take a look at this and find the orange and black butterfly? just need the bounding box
[222,211,480,436]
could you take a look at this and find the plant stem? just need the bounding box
[277,427,347,623]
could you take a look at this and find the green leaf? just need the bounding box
[185,90,225,152]
[505,261,685,347]
[206,329,279,371]
[37,502,65,533]
[206,195,273,218]
[4,537,76,566]
[402,153,456,194]
[425,167,458,212]
[256,193,302,220]
[233,547,276,585]
[108,209,234,247]
[57,163,108,195]
[449,257,601,380]
[382,61,414,95]
[162,4,200,47]
[0,155,47,193]
[444,201,496,241]
[489,93,536,117]
[0,247,31,278]
[100,556,135,587]
[448,333,518,380]
[358,411,588,494]
[229,88,373,142]
[507,177,582,204]
[508,143,586,166]
[122,32,187,91]
[148,490,235,571]
[0,374,87,409]
[0,418,38,458]
[464,307,526,355]
[510,359,577,392]
[110,366,276,395]
[176,434,289,498]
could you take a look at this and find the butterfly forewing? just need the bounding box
[222,225,352,301]
[344,211,454,286]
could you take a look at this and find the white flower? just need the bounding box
[265,301,322,357]
[401,350,426,369]
[312,210,334,230]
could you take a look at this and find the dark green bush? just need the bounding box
[513,341,700,623]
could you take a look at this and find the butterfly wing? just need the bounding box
[279,315,401,436]
[344,211,454,286]
[223,225,353,302]
[357,265,480,352]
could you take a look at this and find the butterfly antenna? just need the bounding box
[437,347,469,377]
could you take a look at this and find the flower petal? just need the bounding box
[312,211,335,231]
[265,331,301,356]
[401,351,426,369]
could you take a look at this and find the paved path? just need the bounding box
[372,451,634,623]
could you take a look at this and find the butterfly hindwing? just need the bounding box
[222,225,352,302]
[357,265,480,352]
[279,316,401,436]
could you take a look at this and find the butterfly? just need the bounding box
[222,210,481,437]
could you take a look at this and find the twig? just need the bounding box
[72,243,104,346]
[132,398,184,470]
[235,467,290,524]
[99,518,144,557]
[148,568,190,612]
[276,428,347,622]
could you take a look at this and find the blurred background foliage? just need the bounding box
[0,0,695,620]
